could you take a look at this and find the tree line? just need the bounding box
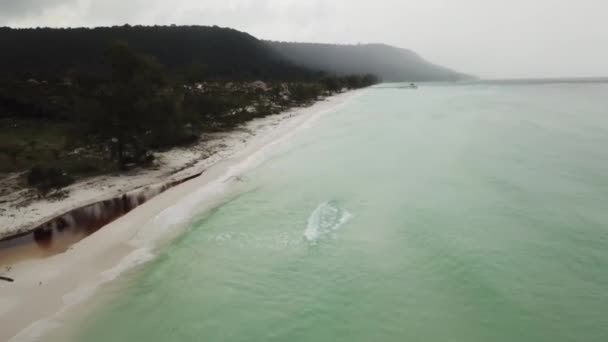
[0,25,313,81]
[0,38,378,197]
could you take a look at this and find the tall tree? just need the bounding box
[95,41,168,168]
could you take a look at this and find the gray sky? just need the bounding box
[1,0,607,79]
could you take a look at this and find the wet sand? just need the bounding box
[0,173,200,266]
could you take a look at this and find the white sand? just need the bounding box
[0,104,312,240]
[0,90,363,342]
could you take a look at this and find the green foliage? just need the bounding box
[89,41,175,168]
[290,83,323,102]
[27,166,74,197]
[0,144,23,167]
[184,63,209,84]
[0,32,379,181]
[0,119,66,171]
[318,74,379,93]
[0,25,314,81]
[321,76,341,93]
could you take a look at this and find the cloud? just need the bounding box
[0,0,78,21]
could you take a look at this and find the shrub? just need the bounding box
[27,166,74,197]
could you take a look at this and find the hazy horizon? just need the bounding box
[1,0,607,79]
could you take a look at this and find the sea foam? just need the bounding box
[304,201,353,243]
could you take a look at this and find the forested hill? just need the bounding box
[0,25,312,80]
[0,26,470,82]
[267,42,472,82]
[0,25,380,188]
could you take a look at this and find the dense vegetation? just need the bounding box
[268,42,473,82]
[0,25,380,196]
[0,25,312,81]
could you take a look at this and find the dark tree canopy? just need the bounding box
[0,25,314,81]
[0,25,381,181]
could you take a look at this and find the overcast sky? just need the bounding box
[1,0,607,79]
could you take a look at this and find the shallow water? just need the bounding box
[68,81,608,342]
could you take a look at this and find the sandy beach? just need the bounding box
[0,90,361,342]
[0,103,320,241]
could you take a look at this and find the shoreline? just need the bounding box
[0,104,311,242]
[0,171,203,267]
[0,89,359,247]
[1,90,363,342]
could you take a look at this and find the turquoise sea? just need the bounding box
[64,80,608,341]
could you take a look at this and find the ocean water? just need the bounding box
[65,81,608,341]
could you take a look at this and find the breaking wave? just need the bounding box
[304,201,353,243]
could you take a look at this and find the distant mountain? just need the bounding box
[0,25,312,80]
[0,26,470,82]
[267,42,473,82]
